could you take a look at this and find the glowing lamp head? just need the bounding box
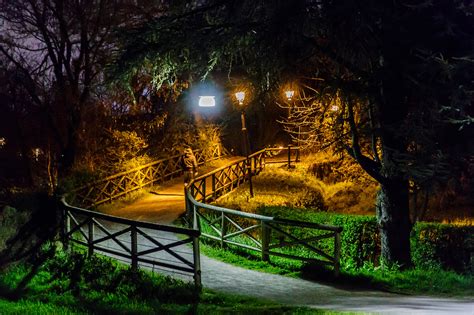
[330,105,339,112]
[235,91,245,105]
[198,95,216,107]
[285,90,295,101]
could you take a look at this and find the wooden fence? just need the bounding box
[264,145,300,167]
[186,192,342,276]
[186,146,343,275]
[70,148,226,208]
[60,196,202,287]
[188,149,266,203]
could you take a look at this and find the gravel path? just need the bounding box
[101,159,474,315]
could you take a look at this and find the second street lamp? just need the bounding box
[235,91,254,197]
[285,89,300,163]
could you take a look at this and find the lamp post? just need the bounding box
[235,91,254,197]
[285,89,300,164]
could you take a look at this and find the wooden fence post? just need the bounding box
[212,174,217,200]
[88,218,94,257]
[261,221,270,262]
[131,225,138,272]
[202,179,207,203]
[287,144,291,169]
[334,231,341,277]
[220,212,227,248]
[192,235,202,289]
[193,205,199,230]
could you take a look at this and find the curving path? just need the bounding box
[102,158,474,315]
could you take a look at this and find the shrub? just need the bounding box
[411,223,474,273]
[257,207,473,273]
[331,215,379,269]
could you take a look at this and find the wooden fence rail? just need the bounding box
[70,147,226,209]
[186,146,342,275]
[264,145,300,167]
[186,191,342,276]
[60,196,202,287]
[188,149,267,204]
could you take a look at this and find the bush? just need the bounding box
[411,223,474,273]
[258,207,473,273]
[332,215,379,269]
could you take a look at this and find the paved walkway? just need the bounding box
[102,158,474,314]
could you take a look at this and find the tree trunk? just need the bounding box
[376,179,412,268]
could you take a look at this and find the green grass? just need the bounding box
[0,245,346,314]
[0,299,80,314]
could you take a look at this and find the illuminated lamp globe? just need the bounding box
[235,91,245,105]
[198,95,216,107]
[285,90,295,101]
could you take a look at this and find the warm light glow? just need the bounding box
[0,137,5,148]
[285,90,295,101]
[198,95,216,107]
[331,105,339,112]
[235,91,245,105]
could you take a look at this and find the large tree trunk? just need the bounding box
[376,179,412,268]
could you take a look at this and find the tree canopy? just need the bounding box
[113,0,474,267]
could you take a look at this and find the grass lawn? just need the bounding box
[0,245,351,314]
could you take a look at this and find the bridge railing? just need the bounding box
[70,147,225,208]
[186,147,342,275]
[59,196,202,287]
[188,149,266,204]
[264,145,300,167]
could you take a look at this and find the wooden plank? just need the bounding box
[268,250,333,265]
[137,257,195,274]
[272,217,342,232]
[137,238,193,257]
[267,224,334,262]
[268,232,335,250]
[91,223,132,254]
[136,228,195,267]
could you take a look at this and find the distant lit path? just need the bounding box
[102,156,474,314]
[102,156,242,223]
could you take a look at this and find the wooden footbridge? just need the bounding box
[60,146,342,287]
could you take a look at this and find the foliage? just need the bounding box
[102,130,151,172]
[217,164,377,215]
[412,223,474,273]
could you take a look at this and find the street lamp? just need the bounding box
[285,90,295,101]
[234,91,254,197]
[285,89,300,164]
[198,95,216,107]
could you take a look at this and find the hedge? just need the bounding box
[262,207,473,273]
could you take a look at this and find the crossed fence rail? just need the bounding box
[60,196,202,286]
[186,146,343,275]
